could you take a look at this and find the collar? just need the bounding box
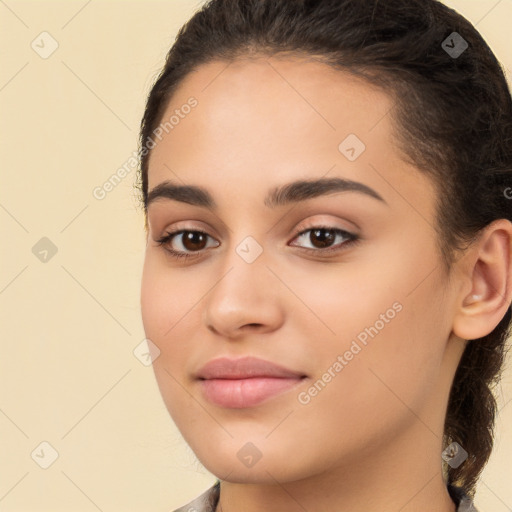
[173,481,479,512]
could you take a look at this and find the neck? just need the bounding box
[216,421,457,512]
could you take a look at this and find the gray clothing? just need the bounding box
[172,481,479,511]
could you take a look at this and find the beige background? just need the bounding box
[0,1,511,510]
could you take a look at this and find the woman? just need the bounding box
[138,0,512,510]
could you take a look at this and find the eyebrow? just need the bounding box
[145,177,386,210]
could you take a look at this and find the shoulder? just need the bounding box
[171,481,220,512]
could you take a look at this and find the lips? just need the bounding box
[196,356,307,408]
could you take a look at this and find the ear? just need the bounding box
[452,219,512,341]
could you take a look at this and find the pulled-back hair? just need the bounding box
[137,0,512,497]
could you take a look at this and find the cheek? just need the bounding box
[141,252,165,334]
[292,245,450,417]
[140,252,209,396]
[140,255,194,421]
[278,256,405,358]
[140,252,197,340]
[344,301,445,416]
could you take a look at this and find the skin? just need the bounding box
[140,56,512,512]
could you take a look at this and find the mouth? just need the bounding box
[199,376,306,408]
[195,356,308,409]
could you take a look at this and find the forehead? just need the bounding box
[150,58,386,172]
[146,56,435,218]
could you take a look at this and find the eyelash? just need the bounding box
[155,225,360,261]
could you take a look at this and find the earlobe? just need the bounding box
[453,219,512,341]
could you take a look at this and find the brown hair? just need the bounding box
[137,0,512,497]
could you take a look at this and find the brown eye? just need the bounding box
[156,230,220,259]
[180,231,209,251]
[290,226,358,255]
[308,228,336,248]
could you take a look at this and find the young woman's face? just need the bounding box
[141,57,465,483]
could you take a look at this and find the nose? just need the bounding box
[202,250,285,339]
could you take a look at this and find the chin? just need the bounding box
[186,435,323,485]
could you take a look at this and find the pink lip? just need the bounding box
[196,357,307,408]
